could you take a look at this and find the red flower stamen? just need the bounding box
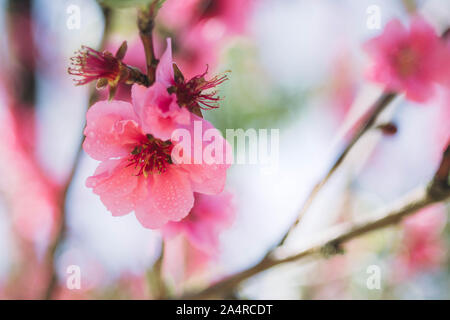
[68,46,121,85]
[127,135,173,176]
[175,66,229,110]
[393,47,419,78]
[197,0,221,19]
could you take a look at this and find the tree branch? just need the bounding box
[181,144,450,299]
[178,26,450,300]
[137,2,159,85]
[274,92,397,249]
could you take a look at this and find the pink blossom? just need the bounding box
[68,46,121,86]
[155,38,176,88]
[99,39,147,102]
[393,206,447,280]
[200,0,254,36]
[163,192,235,277]
[0,83,59,243]
[164,192,234,254]
[131,82,191,141]
[159,0,254,37]
[157,0,254,78]
[363,16,449,102]
[83,91,230,229]
[156,38,229,112]
[328,49,358,121]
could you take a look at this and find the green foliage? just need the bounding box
[206,40,304,133]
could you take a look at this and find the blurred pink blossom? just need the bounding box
[164,192,234,254]
[0,86,59,243]
[328,49,359,120]
[163,192,235,278]
[158,0,255,78]
[159,0,253,36]
[363,16,450,102]
[155,38,229,111]
[393,206,447,280]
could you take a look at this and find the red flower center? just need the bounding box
[174,68,228,111]
[127,135,174,176]
[69,46,121,85]
[197,0,222,19]
[394,47,419,77]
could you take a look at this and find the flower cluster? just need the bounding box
[74,39,233,229]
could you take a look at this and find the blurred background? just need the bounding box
[0,0,449,299]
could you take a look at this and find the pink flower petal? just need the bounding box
[83,100,142,161]
[155,38,175,88]
[134,167,194,229]
[86,159,140,216]
[131,84,147,121]
[132,82,191,141]
[162,191,235,275]
[175,115,231,195]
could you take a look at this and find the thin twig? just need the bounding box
[401,0,417,14]
[271,25,449,251]
[137,2,159,85]
[42,7,112,300]
[273,92,397,249]
[180,145,450,299]
[185,26,450,300]
[147,240,167,299]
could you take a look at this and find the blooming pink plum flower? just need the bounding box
[69,41,150,100]
[363,16,449,102]
[131,82,191,141]
[131,38,227,138]
[393,206,446,281]
[83,88,230,229]
[155,38,229,112]
[69,46,122,86]
[163,192,235,277]
[99,37,228,104]
[97,38,147,102]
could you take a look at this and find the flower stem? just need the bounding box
[401,0,417,14]
[137,3,160,85]
[147,240,167,299]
